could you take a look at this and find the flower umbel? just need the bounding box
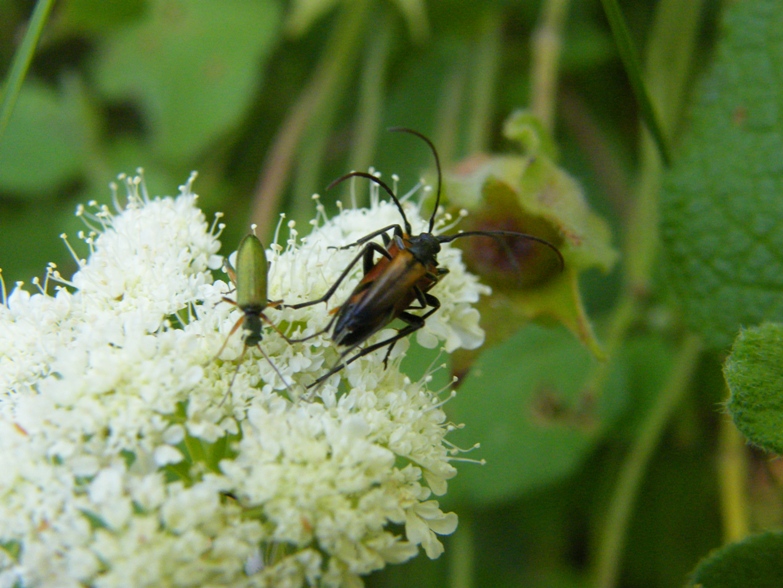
[0,173,484,587]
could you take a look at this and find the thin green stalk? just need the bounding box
[0,0,55,142]
[586,4,706,585]
[347,12,394,193]
[530,0,570,132]
[586,0,705,398]
[718,413,749,543]
[251,0,370,238]
[434,62,467,166]
[292,0,371,229]
[644,0,705,139]
[292,110,341,227]
[465,9,502,154]
[627,0,705,288]
[598,0,672,165]
[583,294,636,397]
[558,88,632,220]
[626,130,661,292]
[592,333,702,588]
[450,512,474,588]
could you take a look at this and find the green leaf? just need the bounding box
[93,0,281,162]
[0,80,90,194]
[725,323,783,453]
[285,0,339,37]
[0,540,21,561]
[58,0,147,33]
[660,0,783,350]
[388,0,429,42]
[446,325,627,506]
[688,531,783,588]
[79,508,110,530]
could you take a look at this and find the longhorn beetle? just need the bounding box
[289,127,564,389]
[215,232,294,402]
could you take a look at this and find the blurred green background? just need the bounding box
[0,0,664,288]
[7,0,783,587]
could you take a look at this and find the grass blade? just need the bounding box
[600,0,672,165]
[0,0,56,143]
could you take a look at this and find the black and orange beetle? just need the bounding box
[290,128,564,388]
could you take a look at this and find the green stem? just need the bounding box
[592,333,702,588]
[291,118,336,229]
[250,0,370,238]
[434,62,467,166]
[347,11,394,192]
[583,294,636,397]
[643,0,705,139]
[0,0,55,142]
[465,9,502,153]
[450,512,474,588]
[718,413,749,543]
[598,0,672,165]
[586,3,706,585]
[557,87,632,220]
[291,1,371,229]
[530,0,570,132]
[586,0,705,398]
[627,0,705,288]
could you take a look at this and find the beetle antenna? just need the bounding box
[219,344,247,407]
[257,344,296,402]
[327,172,412,234]
[388,127,442,234]
[438,230,565,272]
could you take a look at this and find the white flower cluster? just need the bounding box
[0,172,489,587]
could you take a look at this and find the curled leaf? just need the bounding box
[443,111,618,358]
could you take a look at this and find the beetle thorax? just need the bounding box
[406,233,442,265]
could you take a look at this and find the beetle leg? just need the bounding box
[362,241,380,274]
[307,319,423,389]
[281,310,340,344]
[260,298,328,343]
[360,292,441,367]
[218,344,248,406]
[223,258,237,286]
[405,284,430,311]
[214,314,247,360]
[255,344,295,401]
[307,293,442,389]
[285,242,392,310]
[377,293,441,364]
[331,224,401,251]
[257,310,299,344]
